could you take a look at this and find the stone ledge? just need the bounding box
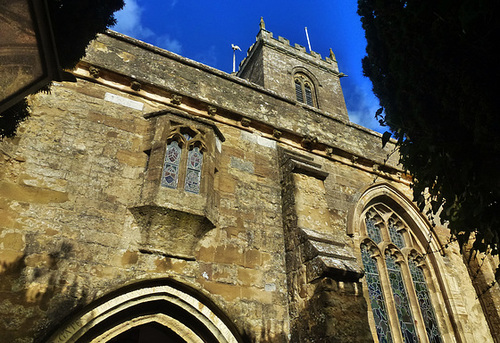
[298,227,362,282]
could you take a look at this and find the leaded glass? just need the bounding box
[184,147,203,193]
[388,222,405,249]
[161,140,181,188]
[366,216,382,244]
[361,246,393,343]
[409,260,442,343]
[385,253,418,343]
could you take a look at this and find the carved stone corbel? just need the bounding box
[301,135,317,150]
[207,105,217,116]
[171,94,182,105]
[89,66,100,78]
[241,117,251,127]
[131,81,141,91]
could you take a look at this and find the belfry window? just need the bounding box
[360,204,442,343]
[161,127,206,194]
[294,74,315,107]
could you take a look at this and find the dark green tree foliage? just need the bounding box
[0,0,124,138]
[47,0,124,69]
[358,0,499,261]
[0,100,30,138]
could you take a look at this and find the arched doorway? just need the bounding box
[46,279,242,343]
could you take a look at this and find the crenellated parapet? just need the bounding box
[237,18,349,121]
[239,25,341,76]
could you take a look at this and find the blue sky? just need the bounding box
[112,0,383,133]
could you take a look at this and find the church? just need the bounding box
[0,19,499,342]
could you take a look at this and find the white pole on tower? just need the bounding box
[232,44,241,73]
[305,27,312,52]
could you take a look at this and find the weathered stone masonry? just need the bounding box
[0,22,499,343]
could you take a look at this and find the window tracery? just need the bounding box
[161,125,207,194]
[360,203,443,343]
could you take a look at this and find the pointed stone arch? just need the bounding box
[45,279,243,343]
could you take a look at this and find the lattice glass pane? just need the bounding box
[304,84,313,106]
[366,216,382,244]
[388,223,405,249]
[161,141,181,188]
[385,254,418,343]
[184,147,203,194]
[295,81,304,103]
[361,246,393,343]
[409,260,442,343]
[187,146,203,171]
[165,141,181,164]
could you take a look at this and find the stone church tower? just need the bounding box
[1,20,499,343]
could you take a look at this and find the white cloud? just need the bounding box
[343,81,384,133]
[112,0,182,55]
[155,35,182,55]
[112,0,153,39]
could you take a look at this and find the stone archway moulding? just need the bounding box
[46,280,241,343]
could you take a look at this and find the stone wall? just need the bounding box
[0,30,497,343]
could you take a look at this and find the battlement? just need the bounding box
[238,19,340,75]
[236,18,348,121]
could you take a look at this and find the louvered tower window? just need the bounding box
[295,80,304,103]
[294,73,316,107]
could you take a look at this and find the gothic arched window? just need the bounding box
[294,73,315,107]
[161,127,206,194]
[360,204,442,343]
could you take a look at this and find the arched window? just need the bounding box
[361,204,442,343]
[294,73,315,107]
[161,127,206,194]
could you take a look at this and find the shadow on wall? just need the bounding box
[0,240,90,342]
[292,278,373,343]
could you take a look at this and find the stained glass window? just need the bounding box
[388,220,405,249]
[184,146,203,194]
[409,260,442,343]
[361,245,392,343]
[385,253,418,343]
[361,246,393,343]
[361,206,443,342]
[161,140,181,188]
[366,217,382,244]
